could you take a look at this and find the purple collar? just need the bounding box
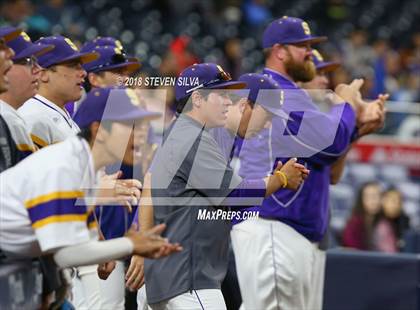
[262,68,299,89]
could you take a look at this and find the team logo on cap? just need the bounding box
[64,38,78,51]
[114,47,122,55]
[301,22,311,35]
[115,40,123,51]
[21,32,31,42]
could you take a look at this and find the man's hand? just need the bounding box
[335,79,364,113]
[274,158,310,190]
[96,171,142,212]
[126,224,183,259]
[125,255,144,291]
[265,158,310,195]
[97,260,116,280]
[357,93,388,136]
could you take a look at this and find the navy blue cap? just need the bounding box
[262,16,327,48]
[6,29,53,61]
[73,87,161,129]
[80,45,140,74]
[311,49,340,72]
[35,36,99,68]
[0,26,21,42]
[175,63,246,101]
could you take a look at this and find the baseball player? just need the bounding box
[0,87,182,309]
[0,27,20,92]
[0,26,21,171]
[15,35,143,309]
[65,36,140,116]
[72,37,142,310]
[13,36,99,308]
[18,35,98,148]
[81,41,139,90]
[140,63,308,309]
[231,16,387,310]
[302,49,340,91]
[0,27,53,161]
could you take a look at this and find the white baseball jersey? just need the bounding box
[0,100,36,159]
[0,136,98,258]
[18,94,80,148]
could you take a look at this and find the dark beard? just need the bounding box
[285,54,316,82]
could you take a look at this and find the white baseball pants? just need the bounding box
[231,218,326,310]
[72,261,125,310]
[149,289,226,310]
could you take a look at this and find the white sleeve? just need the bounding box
[53,237,134,268]
[24,162,92,253]
[25,115,53,147]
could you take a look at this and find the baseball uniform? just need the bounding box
[19,94,80,148]
[1,87,160,309]
[14,35,101,309]
[0,136,97,258]
[17,35,97,149]
[231,17,357,310]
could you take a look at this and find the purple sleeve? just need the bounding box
[310,102,356,165]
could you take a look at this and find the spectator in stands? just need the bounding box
[372,39,388,98]
[341,30,375,78]
[342,182,382,250]
[373,187,411,253]
[242,0,271,26]
[159,36,199,77]
[222,38,242,79]
[0,0,32,27]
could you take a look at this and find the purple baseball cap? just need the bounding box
[311,49,340,72]
[73,87,161,129]
[175,63,246,101]
[0,26,22,42]
[80,45,140,74]
[238,73,288,118]
[262,16,327,48]
[82,37,140,65]
[35,36,99,68]
[82,37,125,52]
[5,28,53,61]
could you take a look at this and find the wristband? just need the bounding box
[275,171,288,188]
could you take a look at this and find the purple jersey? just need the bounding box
[236,68,357,242]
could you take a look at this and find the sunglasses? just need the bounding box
[185,69,232,94]
[14,55,38,68]
[90,52,129,72]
